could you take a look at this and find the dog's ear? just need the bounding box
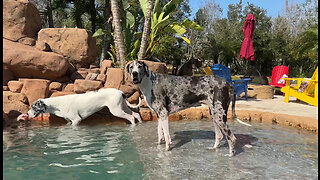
[141,61,149,77]
[126,62,131,74]
[125,63,131,81]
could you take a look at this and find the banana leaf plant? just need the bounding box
[138,0,203,59]
[94,0,203,61]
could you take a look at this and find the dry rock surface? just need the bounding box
[3,91,29,119]
[3,0,42,43]
[74,79,103,93]
[3,39,68,80]
[8,81,23,93]
[36,28,97,68]
[20,79,50,106]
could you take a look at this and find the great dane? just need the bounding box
[126,60,251,156]
[18,88,142,126]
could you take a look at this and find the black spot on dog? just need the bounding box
[164,96,171,111]
[183,91,207,104]
[172,94,178,99]
[227,129,231,136]
[190,76,199,86]
[151,90,155,103]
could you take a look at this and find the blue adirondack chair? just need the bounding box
[211,64,251,100]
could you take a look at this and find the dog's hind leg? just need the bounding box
[210,101,236,157]
[116,112,136,125]
[208,106,224,149]
[109,105,136,125]
[213,120,224,149]
[132,111,142,123]
[71,118,82,126]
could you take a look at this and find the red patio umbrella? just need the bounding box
[239,14,255,61]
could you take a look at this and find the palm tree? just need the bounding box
[138,0,153,60]
[110,0,127,69]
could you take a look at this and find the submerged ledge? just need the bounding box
[28,105,318,134]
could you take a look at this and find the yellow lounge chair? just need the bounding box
[203,67,213,75]
[281,67,318,107]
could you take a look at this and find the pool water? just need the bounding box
[3,125,145,180]
[3,120,318,180]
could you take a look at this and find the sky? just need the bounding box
[189,0,306,19]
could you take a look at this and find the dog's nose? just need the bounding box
[132,71,138,77]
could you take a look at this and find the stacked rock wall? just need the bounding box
[3,0,208,126]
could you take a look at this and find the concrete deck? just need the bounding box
[232,95,318,132]
[236,95,318,120]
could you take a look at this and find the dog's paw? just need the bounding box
[157,138,165,145]
[227,150,235,157]
[165,145,171,151]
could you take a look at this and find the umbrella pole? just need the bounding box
[243,59,249,77]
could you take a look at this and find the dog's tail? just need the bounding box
[125,96,142,109]
[231,88,252,127]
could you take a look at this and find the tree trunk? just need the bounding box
[74,1,83,28]
[138,0,153,60]
[110,0,127,69]
[100,0,112,65]
[89,0,96,34]
[47,0,54,28]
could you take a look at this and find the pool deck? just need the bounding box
[236,95,318,120]
[231,95,318,132]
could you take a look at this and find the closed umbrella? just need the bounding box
[239,14,255,61]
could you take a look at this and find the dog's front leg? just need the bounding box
[159,116,172,151]
[157,120,165,144]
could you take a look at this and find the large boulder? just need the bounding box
[3,0,42,44]
[36,28,97,68]
[3,39,68,80]
[20,79,50,105]
[3,91,29,119]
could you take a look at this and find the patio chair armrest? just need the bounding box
[283,78,315,81]
[232,78,251,84]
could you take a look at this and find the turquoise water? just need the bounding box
[3,120,318,179]
[3,125,145,180]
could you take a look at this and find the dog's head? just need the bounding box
[27,99,47,118]
[126,60,149,84]
[191,58,202,68]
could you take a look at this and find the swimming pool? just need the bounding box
[3,125,145,180]
[3,120,318,179]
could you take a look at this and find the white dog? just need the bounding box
[18,88,142,126]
